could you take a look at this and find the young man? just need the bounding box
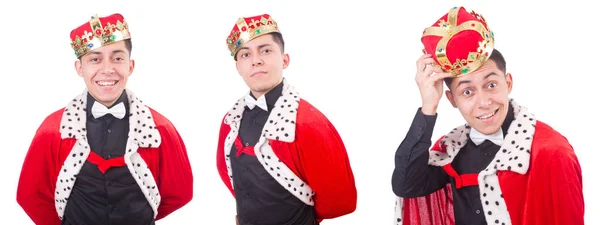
[16,13,194,225]
[216,14,357,225]
[391,6,584,225]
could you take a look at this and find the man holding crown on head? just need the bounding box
[215,14,357,225]
[390,6,584,225]
[16,13,194,225]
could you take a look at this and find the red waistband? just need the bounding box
[234,136,256,157]
[87,150,126,174]
[442,164,479,189]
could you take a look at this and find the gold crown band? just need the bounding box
[227,15,279,58]
[71,15,130,58]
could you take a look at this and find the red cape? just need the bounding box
[216,81,357,222]
[396,101,584,225]
[16,90,194,225]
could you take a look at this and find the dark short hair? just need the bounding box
[270,32,285,53]
[444,48,506,89]
[78,39,132,60]
[234,32,285,61]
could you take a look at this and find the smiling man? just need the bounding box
[391,6,584,225]
[216,14,357,225]
[16,13,193,225]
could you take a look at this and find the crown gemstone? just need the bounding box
[110,35,116,41]
[256,29,261,34]
[88,43,94,48]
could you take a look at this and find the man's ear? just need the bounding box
[505,72,513,94]
[445,90,457,108]
[128,59,135,76]
[282,53,290,69]
[75,60,83,77]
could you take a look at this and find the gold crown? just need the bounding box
[70,14,131,58]
[226,14,279,58]
[421,7,494,77]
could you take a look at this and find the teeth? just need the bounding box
[478,111,495,119]
[97,81,116,86]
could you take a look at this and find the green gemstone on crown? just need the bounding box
[256,29,261,34]
[462,68,469,73]
[110,35,116,41]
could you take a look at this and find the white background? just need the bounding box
[1,0,597,224]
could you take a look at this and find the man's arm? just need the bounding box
[294,108,357,220]
[392,53,456,198]
[154,121,193,220]
[216,115,235,197]
[391,108,450,198]
[16,129,62,225]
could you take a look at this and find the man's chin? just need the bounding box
[471,123,502,135]
[90,90,123,106]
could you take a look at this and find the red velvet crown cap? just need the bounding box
[421,7,494,77]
